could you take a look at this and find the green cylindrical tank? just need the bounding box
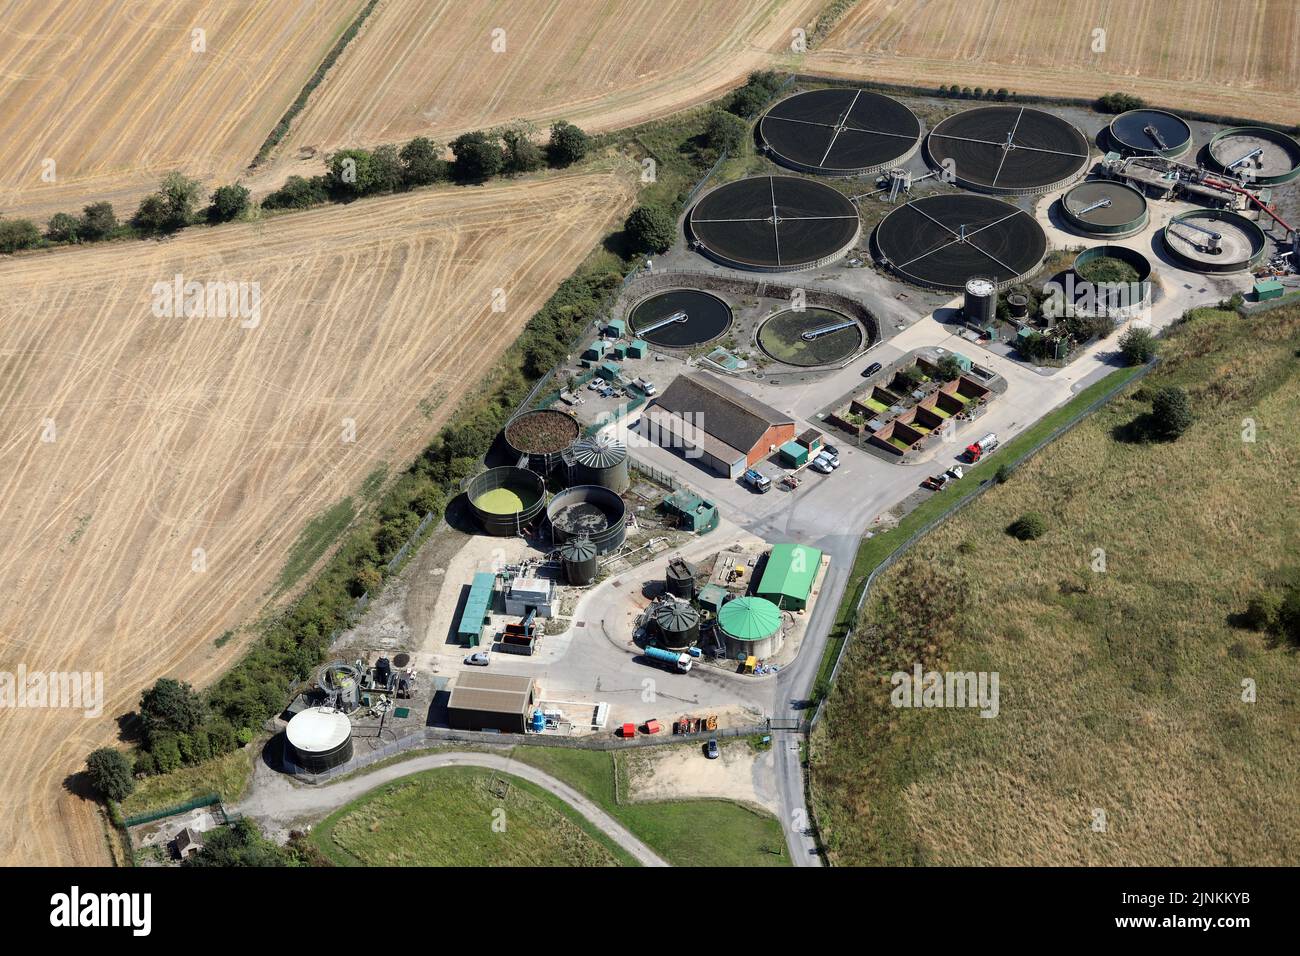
[718,596,784,660]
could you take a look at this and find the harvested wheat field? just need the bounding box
[0,0,358,223]
[274,0,820,162]
[0,163,637,866]
[807,0,1300,124]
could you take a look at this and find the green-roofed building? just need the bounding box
[457,572,496,646]
[757,543,823,611]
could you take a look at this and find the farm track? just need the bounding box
[0,164,637,866]
[0,0,360,224]
[805,0,1300,124]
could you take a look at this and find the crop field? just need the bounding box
[0,164,636,866]
[271,0,821,165]
[806,0,1300,123]
[811,308,1300,866]
[0,0,359,223]
[310,767,631,866]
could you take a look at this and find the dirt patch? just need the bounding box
[624,740,776,812]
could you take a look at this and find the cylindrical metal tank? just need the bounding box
[467,466,547,536]
[285,707,353,774]
[547,484,626,553]
[718,596,784,661]
[652,598,701,649]
[964,278,996,326]
[559,537,599,586]
[665,557,697,599]
[504,408,581,474]
[1071,245,1153,318]
[1006,293,1029,320]
[569,434,629,493]
[319,660,362,712]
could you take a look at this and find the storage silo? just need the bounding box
[652,598,701,649]
[1006,293,1030,321]
[569,434,630,493]
[504,409,580,475]
[285,707,353,774]
[559,537,599,586]
[717,596,784,660]
[964,278,996,326]
[665,557,697,599]
[467,466,547,537]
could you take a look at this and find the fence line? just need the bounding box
[122,793,223,828]
[285,720,792,784]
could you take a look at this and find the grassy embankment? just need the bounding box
[811,306,1300,865]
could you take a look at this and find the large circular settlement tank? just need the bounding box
[652,598,701,649]
[1163,209,1267,274]
[1060,180,1149,238]
[546,484,626,553]
[1107,109,1192,159]
[285,706,353,774]
[964,278,997,325]
[718,596,784,661]
[569,434,629,493]
[467,466,547,536]
[559,537,599,586]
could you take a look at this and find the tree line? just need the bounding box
[0,121,591,255]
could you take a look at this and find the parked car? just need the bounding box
[743,468,772,493]
[862,361,883,377]
[820,447,840,466]
[810,455,834,475]
[464,651,490,666]
[705,738,720,759]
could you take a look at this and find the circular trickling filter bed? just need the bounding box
[759,87,923,176]
[628,288,733,348]
[503,408,580,454]
[687,175,861,271]
[926,106,1090,194]
[757,307,865,367]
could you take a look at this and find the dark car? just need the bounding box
[862,361,883,377]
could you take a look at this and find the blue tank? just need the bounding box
[531,709,545,733]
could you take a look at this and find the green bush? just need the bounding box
[451,130,504,181]
[624,203,676,254]
[0,218,42,253]
[1150,386,1193,440]
[79,202,118,240]
[1243,591,1282,632]
[262,175,329,210]
[705,109,749,153]
[86,748,135,802]
[1118,326,1156,365]
[400,137,449,186]
[207,182,251,223]
[46,212,82,243]
[1096,92,1146,114]
[547,121,589,166]
[1007,513,1047,540]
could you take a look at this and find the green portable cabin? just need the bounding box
[583,340,608,363]
[756,543,823,611]
[627,339,648,358]
[596,360,621,382]
[612,343,628,360]
[697,584,728,615]
[1255,279,1284,301]
[605,318,626,338]
[457,572,496,646]
[662,490,718,532]
[779,441,808,468]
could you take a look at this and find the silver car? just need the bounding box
[464,651,490,666]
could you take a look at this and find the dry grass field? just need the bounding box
[0,163,636,866]
[806,0,1300,124]
[812,308,1300,866]
[0,0,358,223]
[272,0,821,164]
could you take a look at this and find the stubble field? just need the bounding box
[806,0,1300,124]
[0,0,358,223]
[0,164,636,865]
